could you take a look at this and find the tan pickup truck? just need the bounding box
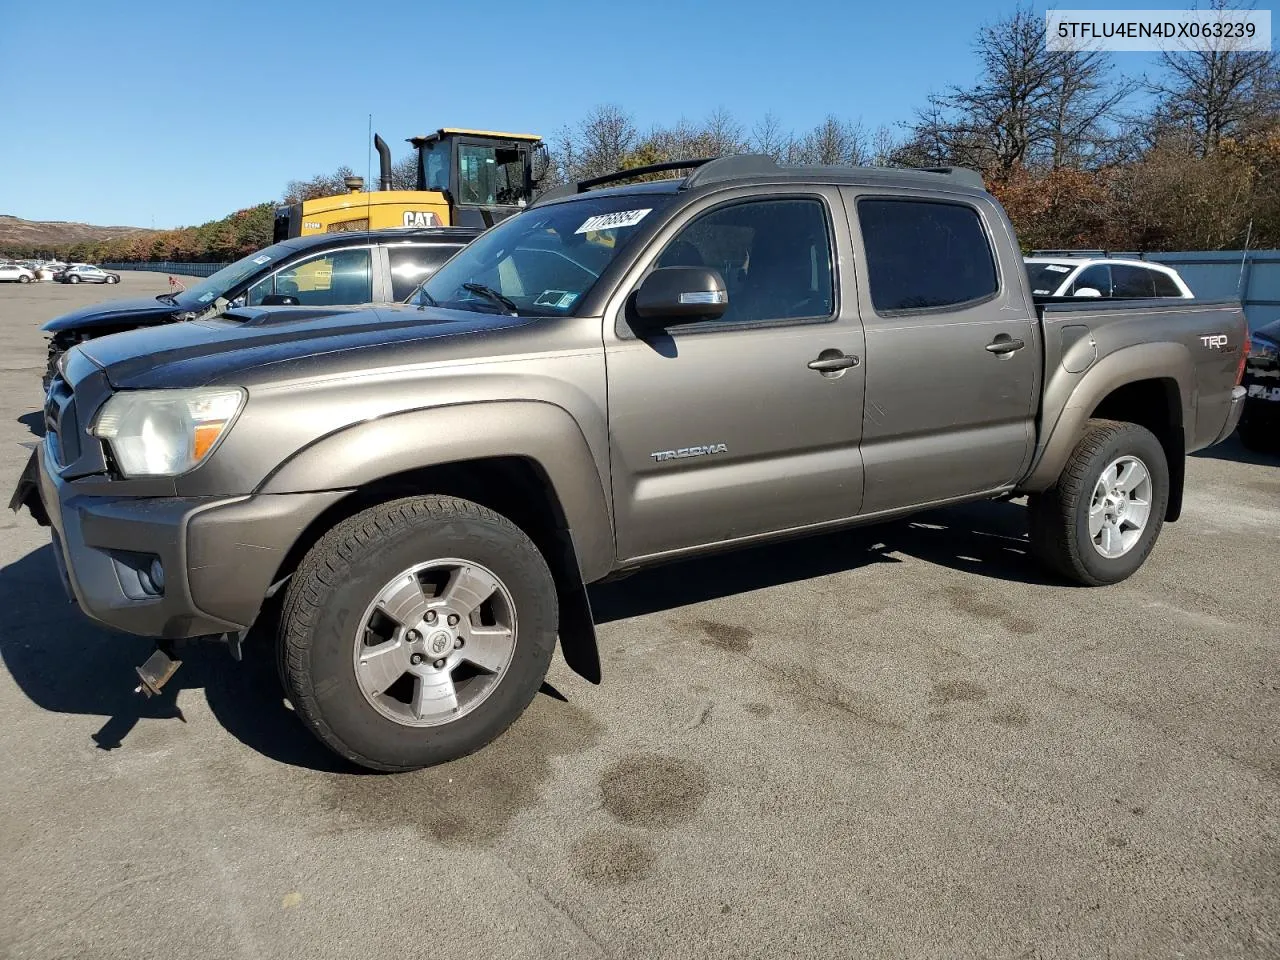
[13,155,1249,771]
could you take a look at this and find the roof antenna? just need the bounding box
[1237,219,1253,299]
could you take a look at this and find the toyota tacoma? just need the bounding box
[11,155,1249,771]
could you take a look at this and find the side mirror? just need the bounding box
[1072,287,1102,298]
[261,294,301,306]
[633,266,728,326]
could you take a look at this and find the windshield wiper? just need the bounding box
[415,288,438,309]
[462,282,518,315]
[155,292,180,305]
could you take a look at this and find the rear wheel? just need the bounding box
[1029,419,1169,586]
[278,495,558,772]
[68,275,79,284]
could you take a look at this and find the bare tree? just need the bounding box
[906,5,1132,174]
[702,106,746,155]
[1147,0,1280,155]
[792,116,869,165]
[572,104,638,179]
[868,124,903,166]
[282,166,357,204]
[750,112,794,160]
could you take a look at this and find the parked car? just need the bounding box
[38,227,479,388]
[0,263,36,283]
[53,264,121,285]
[1238,318,1279,452]
[1024,255,1194,299]
[11,155,1248,772]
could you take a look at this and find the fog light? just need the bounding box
[149,558,165,593]
[138,557,165,596]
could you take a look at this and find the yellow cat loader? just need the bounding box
[273,129,548,242]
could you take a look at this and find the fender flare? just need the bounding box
[258,400,615,584]
[1021,342,1194,492]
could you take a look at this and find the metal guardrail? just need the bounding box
[100,261,231,278]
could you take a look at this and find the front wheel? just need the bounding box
[278,495,558,771]
[106,275,118,284]
[1029,419,1170,586]
[18,275,30,283]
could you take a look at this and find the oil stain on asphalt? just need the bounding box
[598,753,710,828]
[929,679,989,706]
[942,584,1039,635]
[693,619,753,653]
[569,829,657,886]
[570,754,711,886]
[314,698,604,845]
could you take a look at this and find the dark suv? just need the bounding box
[39,227,479,386]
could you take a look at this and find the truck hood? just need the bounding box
[74,304,533,390]
[41,295,192,334]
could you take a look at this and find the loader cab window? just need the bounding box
[458,143,530,207]
[421,141,451,193]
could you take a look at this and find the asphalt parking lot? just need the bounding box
[0,273,1277,959]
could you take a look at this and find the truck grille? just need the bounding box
[44,373,81,466]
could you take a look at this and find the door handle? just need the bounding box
[808,352,860,373]
[985,335,1026,355]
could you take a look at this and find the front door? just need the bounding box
[846,191,1037,514]
[605,191,866,561]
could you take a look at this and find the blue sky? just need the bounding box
[0,0,1174,228]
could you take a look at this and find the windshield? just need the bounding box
[414,193,674,316]
[1025,261,1076,296]
[177,243,294,306]
[458,143,530,207]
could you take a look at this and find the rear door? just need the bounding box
[604,188,866,561]
[845,190,1038,514]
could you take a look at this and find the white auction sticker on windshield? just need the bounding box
[1044,264,1071,273]
[575,208,651,234]
[253,255,271,264]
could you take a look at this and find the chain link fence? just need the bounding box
[101,261,231,278]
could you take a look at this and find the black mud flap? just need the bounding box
[9,449,49,527]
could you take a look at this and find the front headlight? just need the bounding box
[90,388,245,477]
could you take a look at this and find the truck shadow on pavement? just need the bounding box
[0,545,347,771]
[0,498,1050,770]
[1191,433,1280,467]
[589,497,1054,623]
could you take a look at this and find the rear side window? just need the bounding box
[388,245,459,301]
[1111,265,1156,298]
[1071,264,1112,296]
[1150,269,1182,297]
[857,199,997,313]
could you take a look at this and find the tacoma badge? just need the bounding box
[650,443,729,463]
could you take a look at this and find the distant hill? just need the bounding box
[0,214,154,251]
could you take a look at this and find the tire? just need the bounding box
[1028,418,1170,586]
[278,495,558,772]
[1237,415,1277,453]
[68,275,79,284]
[19,275,30,283]
[106,275,118,284]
